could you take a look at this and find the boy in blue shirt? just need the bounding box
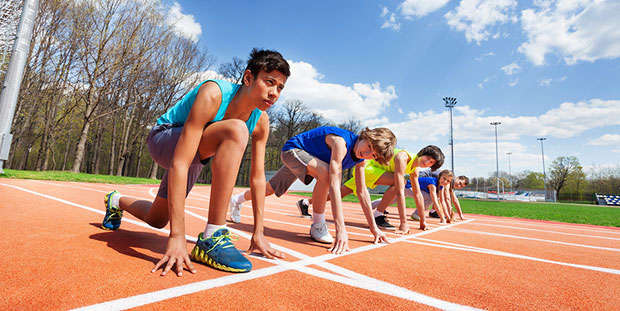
[372,169,454,226]
[230,126,396,254]
[101,49,290,276]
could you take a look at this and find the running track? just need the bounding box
[1,179,619,310]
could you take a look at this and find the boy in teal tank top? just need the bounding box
[101,49,290,276]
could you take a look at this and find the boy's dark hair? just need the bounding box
[458,175,470,186]
[417,145,444,171]
[246,48,290,79]
[359,127,396,166]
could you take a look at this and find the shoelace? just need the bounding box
[204,231,239,253]
[106,207,122,220]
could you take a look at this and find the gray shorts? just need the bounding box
[404,188,433,209]
[147,123,207,199]
[268,148,315,197]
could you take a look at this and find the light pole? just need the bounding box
[506,152,512,191]
[537,137,547,201]
[443,97,457,174]
[490,122,501,201]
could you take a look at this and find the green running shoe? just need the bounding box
[102,190,123,230]
[190,229,252,273]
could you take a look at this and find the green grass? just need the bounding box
[3,171,619,228]
[0,169,162,185]
[290,191,620,228]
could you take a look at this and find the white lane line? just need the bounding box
[2,182,480,311]
[473,216,620,235]
[403,238,620,275]
[28,179,435,238]
[445,227,620,252]
[470,222,620,241]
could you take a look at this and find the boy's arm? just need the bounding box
[409,169,428,230]
[325,135,349,254]
[354,161,389,244]
[153,83,220,276]
[429,185,446,224]
[247,112,284,259]
[392,151,409,234]
[440,186,452,223]
[451,189,465,220]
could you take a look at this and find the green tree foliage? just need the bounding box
[549,156,584,198]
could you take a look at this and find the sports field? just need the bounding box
[1,178,619,310]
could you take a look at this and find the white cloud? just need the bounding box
[518,0,620,66]
[540,78,552,86]
[280,61,397,123]
[398,0,450,19]
[501,62,520,75]
[475,51,495,61]
[445,0,517,44]
[539,76,566,86]
[380,7,401,30]
[588,134,620,146]
[378,99,620,144]
[509,79,519,87]
[167,2,202,42]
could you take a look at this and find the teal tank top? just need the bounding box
[156,79,262,134]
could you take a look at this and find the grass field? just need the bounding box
[2,169,618,228]
[291,192,620,228]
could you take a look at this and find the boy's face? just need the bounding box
[418,155,436,168]
[246,70,287,111]
[354,139,378,160]
[439,175,452,186]
[454,178,466,189]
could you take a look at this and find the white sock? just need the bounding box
[233,192,247,204]
[111,192,122,208]
[302,198,310,206]
[373,209,383,218]
[371,199,380,210]
[203,224,227,238]
[312,212,325,225]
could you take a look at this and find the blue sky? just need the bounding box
[164,0,620,180]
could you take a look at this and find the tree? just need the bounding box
[515,171,544,190]
[549,156,584,199]
[218,57,245,83]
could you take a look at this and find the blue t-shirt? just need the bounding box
[156,79,262,134]
[282,126,362,170]
[406,177,441,193]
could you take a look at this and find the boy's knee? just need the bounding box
[222,120,249,146]
[149,218,169,229]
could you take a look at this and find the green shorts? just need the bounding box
[343,162,387,192]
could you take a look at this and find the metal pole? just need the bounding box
[491,122,501,201]
[506,152,512,191]
[0,0,39,173]
[443,97,457,174]
[537,138,547,201]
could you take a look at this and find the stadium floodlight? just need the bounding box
[490,122,501,201]
[443,97,457,174]
[506,152,512,191]
[537,137,547,200]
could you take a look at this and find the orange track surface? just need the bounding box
[1,179,619,310]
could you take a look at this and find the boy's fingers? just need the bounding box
[185,258,197,273]
[152,255,169,273]
[176,261,183,277]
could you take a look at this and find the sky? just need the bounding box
[162,0,620,179]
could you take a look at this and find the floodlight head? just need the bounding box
[537,137,546,141]
[490,121,501,126]
[443,97,457,108]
